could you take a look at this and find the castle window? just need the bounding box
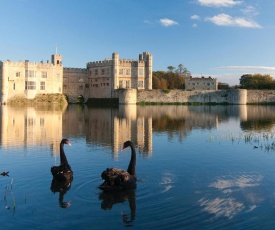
[13,83,15,90]
[138,68,144,75]
[138,81,144,88]
[119,69,123,75]
[25,81,36,90]
[41,71,47,78]
[25,70,36,78]
[119,80,123,88]
[16,72,20,77]
[107,83,109,86]
[126,80,130,88]
[101,69,105,75]
[40,81,45,90]
[95,69,98,75]
[126,69,130,75]
[107,69,110,75]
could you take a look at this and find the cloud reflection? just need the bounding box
[198,173,263,220]
[160,172,175,193]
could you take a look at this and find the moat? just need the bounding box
[1,104,275,229]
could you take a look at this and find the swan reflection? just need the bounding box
[99,189,136,224]
[50,178,73,208]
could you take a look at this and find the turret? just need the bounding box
[51,54,62,66]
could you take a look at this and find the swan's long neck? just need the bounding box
[60,142,69,166]
[127,144,136,176]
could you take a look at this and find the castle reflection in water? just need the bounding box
[1,105,275,155]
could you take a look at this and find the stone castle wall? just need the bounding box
[93,89,275,105]
[133,89,248,104]
[246,90,275,104]
[63,67,89,103]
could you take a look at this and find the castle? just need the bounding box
[0,52,153,104]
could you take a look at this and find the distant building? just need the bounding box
[218,82,229,90]
[185,76,218,91]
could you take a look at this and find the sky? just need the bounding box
[1,0,275,86]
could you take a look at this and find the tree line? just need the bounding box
[239,74,275,89]
[152,65,275,90]
[153,64,191,89]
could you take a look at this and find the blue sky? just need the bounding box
[1,0,275,86]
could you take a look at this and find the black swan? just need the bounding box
[51,139,73,182]
[99,140,136,191]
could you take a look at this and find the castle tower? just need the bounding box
[139,52,153,90]
[112,53,119,89]
[141,52,152,90]
[51,54,62,66]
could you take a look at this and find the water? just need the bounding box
[1,104,275,229]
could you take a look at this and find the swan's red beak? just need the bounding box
[66,141,71,146]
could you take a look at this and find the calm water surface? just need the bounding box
[1,104,275,229]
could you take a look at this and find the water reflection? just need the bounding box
[1,104,275,154]
[99,189,136,226]
[240,106,275,131]
[198,173,263,220]
[50,178,73,208]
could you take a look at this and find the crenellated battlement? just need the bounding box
[64,67,88,73]
[2,60,57,68]
[87,59,113,67]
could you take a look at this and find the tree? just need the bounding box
[177,64,184,74]
[176,64,191,77]
[167,66,176,73]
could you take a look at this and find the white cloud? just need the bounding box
[217,66,275,71]
[159,18,179,27]
[198,0,242,7]
[192,23,198,28]
[191,14,200,20]
[241,6,259,16]
[205,13,261,28]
